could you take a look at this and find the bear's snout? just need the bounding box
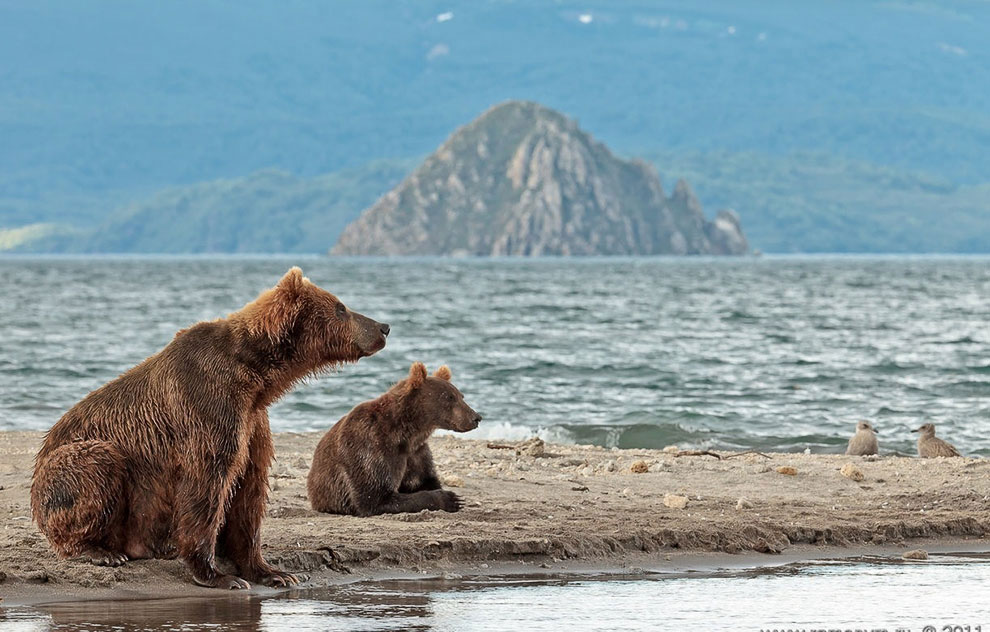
[349,310,389,356]
[460,410,482,431]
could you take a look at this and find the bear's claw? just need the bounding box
[440,490,463,513]
[81,548,128,567]
[193,573,251,590]
[258,570,301,587]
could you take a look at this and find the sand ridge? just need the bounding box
[1,431,988,601]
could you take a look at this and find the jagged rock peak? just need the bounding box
[333,100,747,256]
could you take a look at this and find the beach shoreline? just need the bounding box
[2,431,988,606]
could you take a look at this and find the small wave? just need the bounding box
[868,360,923,373]
[942,380,990,393]
[438,421,576,445]
[764,333,795,343]
[0,366,99,379]
[945,336,979,345]
[875,406,914,415]
[722,310,761,322]
[483,362,664,380]
[289,401,328,413]
[446,421,709,451]
[787,358,822,366]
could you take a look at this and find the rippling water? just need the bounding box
[4,554,989,631]
[1,256,988,455]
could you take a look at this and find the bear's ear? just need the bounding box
[277,267,306,294]
[407,362,427,389]
[433,365,452,381]
[244,268,305,340]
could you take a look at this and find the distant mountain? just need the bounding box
[2,0,989,253]
[334,102,747,256]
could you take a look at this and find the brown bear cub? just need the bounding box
[308,362,481,516]
[31,268,389,590]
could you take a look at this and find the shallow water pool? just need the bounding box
[3,553,989,631]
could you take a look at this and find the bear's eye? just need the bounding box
[335,303,347,318]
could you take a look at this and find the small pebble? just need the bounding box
[775,466,798,476]
[521,438,545,457]
[840,463,864,482]
[736,497,754,510]
[441,474,465,488]
[630,460,649,474]
[902,549,928,561]
[663,494,689,509]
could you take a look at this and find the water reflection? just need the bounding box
[3,553,988,631]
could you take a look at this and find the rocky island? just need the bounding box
[333,101,748,257]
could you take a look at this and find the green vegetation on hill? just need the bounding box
[4,161,411,254]
[80,161,412,254]
[649,151,990,253]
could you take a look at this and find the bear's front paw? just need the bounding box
[193,573,251,590]
[154,542,178,560]
[438,490,463,513]
[256,569,302,587]
[80,547,128,567]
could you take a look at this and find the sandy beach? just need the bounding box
[2,431,988,604]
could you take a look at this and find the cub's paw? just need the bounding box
[256,569,302,588]
[154,543,178,560]
[193,573,251,590]
[80,548,128,567]
[438,490,463,513]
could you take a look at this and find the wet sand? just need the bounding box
[2,431,988,604]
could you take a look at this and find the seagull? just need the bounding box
[912,423,961,458]
[846,421,878,456]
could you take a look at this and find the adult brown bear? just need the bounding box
[307,362,481,516]
[31,267,389,589]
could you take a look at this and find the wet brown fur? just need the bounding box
[308,363,481,516]
[31,268,389,589]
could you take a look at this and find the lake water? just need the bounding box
[1,256,988,455]
[2,553,988,631]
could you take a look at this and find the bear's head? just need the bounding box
[242,267,389,369]
[400,362,482,432]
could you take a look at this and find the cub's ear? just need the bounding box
[433,365,452,381]
[407,362,428,389]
